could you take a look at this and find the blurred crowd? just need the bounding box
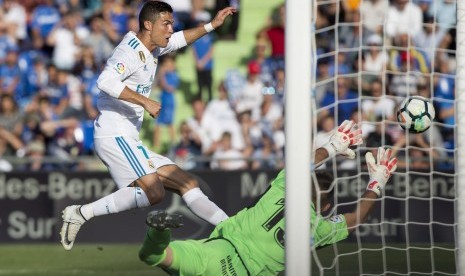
[0,0,457,172]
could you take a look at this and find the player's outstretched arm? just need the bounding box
[343,147,397,232]
[315,120,363,165]
[182,7,237,44]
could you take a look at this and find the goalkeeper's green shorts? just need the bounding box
[167,237,250,276]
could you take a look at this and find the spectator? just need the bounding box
[192,12,214,102]
[388,52,423,99]
[253,93,283,141]
[101,0,129,38]
[2,0,27,44]
[337,10,363,67]
[185,98,214,156]
[427,0,456,32]
[169,121,204,170]
[41,65,69,117]
[363,34,388,74]
[359,0,389,35]
[315,114,335,149]
[389,34,430,74]
[320,77,358,124]
[413,15,451,62]
[58,69,85,119]
[362,78,396,122]
[203,81,245,154]
[214,0,240,40]
[235,60,264,116]
[24,138,48,171]
[154,55,179,152]
[257,3,285,68]
[0,24,16,64]
[433,55,455,143]
[385,0,423,39]
[251,132,283,170]
[22,57,48,110]
[0,46,22,98]
[271,67,285,104]
[163,0,193,31]
[328,51,352,77]
[249,39,276,85]
[47,12,84,71]
[0,94,23,139]
[84,15,117,65]
[30,0,61,55]
[210,131,248,170]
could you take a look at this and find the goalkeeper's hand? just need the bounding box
[322,120,363,159]
[365,147,397,197]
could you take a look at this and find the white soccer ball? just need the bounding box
[396,96,435,133]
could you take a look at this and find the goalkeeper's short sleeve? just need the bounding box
[312,213,349,248]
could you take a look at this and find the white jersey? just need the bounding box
[94,31,186,138]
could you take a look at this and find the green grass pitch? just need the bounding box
[0,243,455,275]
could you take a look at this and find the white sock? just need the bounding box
[80,186,150,220]
[182,187,229,225]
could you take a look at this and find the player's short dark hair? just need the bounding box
[139,1,173,31]
[312,171,335,206]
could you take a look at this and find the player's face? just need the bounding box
[150,12,174,48]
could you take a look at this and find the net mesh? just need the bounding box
[312,0,457,274]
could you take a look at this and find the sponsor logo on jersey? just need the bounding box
[136,84,151,95]
[328,215,344,224]
[148,160,155,169]
[138,51,146,63]
[114,62,126,74]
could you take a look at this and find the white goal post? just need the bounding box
[284,0,312,275]
[456,0,465,274]
[284,0,461,275]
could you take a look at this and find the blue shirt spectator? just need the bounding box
[320,77,358,124]
[193,34,213,71]
[435,74,455,126]
[31,3,61,39]
[0,48,23,98]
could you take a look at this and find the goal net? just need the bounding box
[310,0,459,274]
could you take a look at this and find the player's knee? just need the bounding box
[146,186,165,205]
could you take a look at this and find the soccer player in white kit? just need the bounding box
[60,1,236,250]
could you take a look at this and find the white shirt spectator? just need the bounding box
[360,0,389,34]
[236,78,264,115]
[362,97,397,121]
[203,98,245,150]
[386,1,423,38]
[3,1,27,40]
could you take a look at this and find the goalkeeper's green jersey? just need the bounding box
[209,169,349,275]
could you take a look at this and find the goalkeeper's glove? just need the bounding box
[365,147,398,197]
[322,120,363,159]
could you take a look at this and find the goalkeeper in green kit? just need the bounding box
[138,120,398,275]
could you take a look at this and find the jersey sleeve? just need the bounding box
[156,31,187,56]
[311,212,349,248]
[96,46,138,98]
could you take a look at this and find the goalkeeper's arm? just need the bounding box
[343,147,397,232]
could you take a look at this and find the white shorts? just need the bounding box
[94,136,175,188]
